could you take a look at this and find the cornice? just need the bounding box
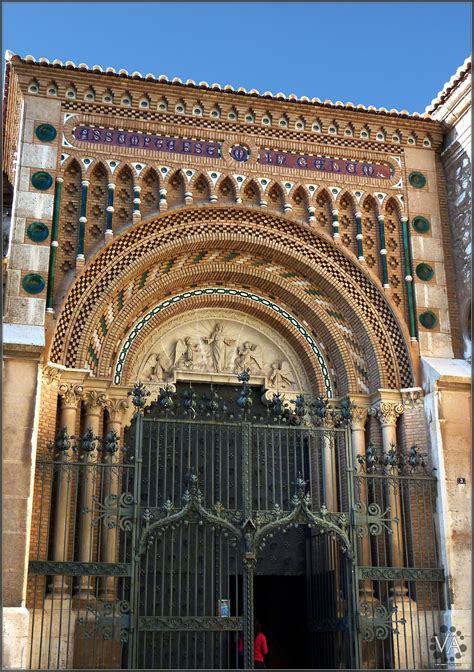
[5,50,442,128]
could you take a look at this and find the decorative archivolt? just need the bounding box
[49,207,414,394]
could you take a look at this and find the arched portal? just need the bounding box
[28,206,443,672]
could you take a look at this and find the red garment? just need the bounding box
[254,632,268,662]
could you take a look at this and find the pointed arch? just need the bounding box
[217,175,237,205]
[85,161,108,257]
[337,191,357,256]
[56,158,81,295]
[292,185,309,222]
[361,194,382,281]
[140,167,160,218]
[84,86,96,102]
[241,179,261,208]
[384,197,405,311]
[193,173,211,206]
[114,164,134,230]
[314,188,333,233]
[166,169,186,209]
[46,80,58,96]
[267,181,285,214]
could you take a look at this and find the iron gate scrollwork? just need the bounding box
[26,374,445,670]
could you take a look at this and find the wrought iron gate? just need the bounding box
[27,375,446,670]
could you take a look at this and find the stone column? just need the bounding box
[350,405,372,579]
[370,399,404,566]
[99,397,128,600]
[76,390,106,598]
[322,417,337,511]
[370,397,415,670]
[51,383,83,593]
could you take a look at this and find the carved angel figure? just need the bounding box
[234,341,264,374]
[269,361,295,389]
[202,323,236,372]
[173,337,197,369]
[142,352,171,382]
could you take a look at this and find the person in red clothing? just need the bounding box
[253,619,268,669]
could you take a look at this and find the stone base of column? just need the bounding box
[358,591,384,669]
[389,588,418,669]
[29,597,77,669]
[2,607,30,670]
[104,229,114,243]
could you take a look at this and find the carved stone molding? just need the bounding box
[104,398,129,422]
[350,405,369,431]
[400,387,424,410]
[42,365,61,387]
[369,400,403,427]
[58,383,84,408]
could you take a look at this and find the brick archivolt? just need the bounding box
[50,207,414,394]
[93,259,367,395]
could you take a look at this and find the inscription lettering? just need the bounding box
[72,126,393,179]
[73,127,222,158]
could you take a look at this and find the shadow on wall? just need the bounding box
[444,142,471,361]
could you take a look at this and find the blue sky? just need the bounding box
[3,2,471,113]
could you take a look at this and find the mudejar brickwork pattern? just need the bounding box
[2,51,471,670]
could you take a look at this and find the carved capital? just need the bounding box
[400,388,424,410]
[58,383,84,408]
[83,389,107,413]
[369,400,403,427]
[42,365,61,387]
[350,406,369,431]
[104,397,129,422]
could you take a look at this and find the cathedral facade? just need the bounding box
[2,51,471,670]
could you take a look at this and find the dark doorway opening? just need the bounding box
[254,576,310,669]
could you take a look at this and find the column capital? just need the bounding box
[58,382,84,408]
[83,389,107,412]
[350,405,369,430]
[369,399,404,427]
[104,397,129,422]
[42,364,61,387]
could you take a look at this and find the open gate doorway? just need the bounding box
[26,376,445,670]
[128,378,357,670]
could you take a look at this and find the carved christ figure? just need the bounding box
[203,323,235,373]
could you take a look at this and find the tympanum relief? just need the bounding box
[133,312,308,397]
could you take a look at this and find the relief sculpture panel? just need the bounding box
[132,310,310,396]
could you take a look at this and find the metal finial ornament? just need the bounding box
[181,387,197,417]
[311,395,329,424]
[81,428,100,453]
[383,442,399,470]
[293,394,307,421]
[338,397,353,426]
[129,382,150,413]
[270,392,285,418]
[104,429,120,454]
[358,442,378,473]
[48,426,74,456]
[158,384,175,411]
[236,370,253,414]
